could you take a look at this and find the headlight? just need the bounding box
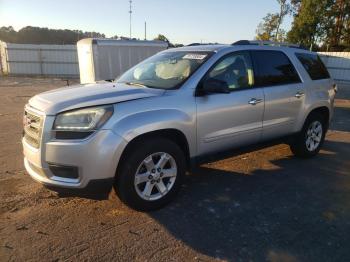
[53,105,114,132]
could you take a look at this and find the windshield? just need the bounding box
[117,51,212,89]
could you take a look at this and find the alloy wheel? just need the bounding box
[305,120,323,152]
[134,152,177,201]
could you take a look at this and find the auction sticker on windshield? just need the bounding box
[183,54,207,60]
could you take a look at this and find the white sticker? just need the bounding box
[183,54,207,60]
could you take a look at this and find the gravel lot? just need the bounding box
[0,77,349,262]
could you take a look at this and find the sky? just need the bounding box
[0,0,293,45]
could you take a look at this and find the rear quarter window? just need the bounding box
[251,50,301,87]
[296,53,330,80]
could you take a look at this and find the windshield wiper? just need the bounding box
[122,82,147,88]
[118,81,159,89]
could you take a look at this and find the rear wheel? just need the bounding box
[290,112,327,158]
[115,138,186,211]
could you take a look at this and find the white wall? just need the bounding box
[318,52,350,83]
[77,38,168,83]
[0,41,79,77]
[1,41,349,83]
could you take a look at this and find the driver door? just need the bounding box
[195,51,264,156]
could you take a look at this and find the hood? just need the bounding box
[28,82,165,115]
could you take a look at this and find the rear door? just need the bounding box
[251,50,305,140]
[195,51,264,155]
[295,52,334,97]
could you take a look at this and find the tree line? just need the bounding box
[0,26,110,44]
[256,0,350,51]
[0,26,182,47]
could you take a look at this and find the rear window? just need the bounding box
[296,53,330,80]
[252,50,301,87]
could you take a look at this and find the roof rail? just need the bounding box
[187,42,221,46]
[232,40,307,50]
[187,43,202,46]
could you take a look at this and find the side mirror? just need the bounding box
[199,78,230,95]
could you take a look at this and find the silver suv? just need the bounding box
[23,41,336,210]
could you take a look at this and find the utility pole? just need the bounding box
[144,21,147,40]
[129,0,132,39]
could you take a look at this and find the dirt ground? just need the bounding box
[0,76,349,262]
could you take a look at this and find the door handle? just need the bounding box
[248,98,263,105]
[295,92,305,98]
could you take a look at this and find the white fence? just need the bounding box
[0,41,79,77]
[1,41,350,83]
[319,52,350,83]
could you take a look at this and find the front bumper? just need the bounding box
[23,129,127,189]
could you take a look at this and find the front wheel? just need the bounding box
[290,112,327,158]
[114,138,186,211]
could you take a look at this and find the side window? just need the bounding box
[252,50,301,87]
[206,52,254,90]
[296,53,330,80]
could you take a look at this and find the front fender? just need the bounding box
[111,109,196,156]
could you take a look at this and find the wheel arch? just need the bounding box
[116,129,191,178]
[298,105,331,132]
[305,106,330,126]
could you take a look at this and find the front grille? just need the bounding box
[23,109,44,148]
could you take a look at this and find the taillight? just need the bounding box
[332,83,338,93]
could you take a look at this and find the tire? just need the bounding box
[290,112,327,158]
[114,137,186,211]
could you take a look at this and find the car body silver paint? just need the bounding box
[28,82,165,115]
[23,44,336,188]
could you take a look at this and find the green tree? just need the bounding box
[344,15,350,46]
[287,0,332,49]
[0,26,106,44]
[275,0,291,40]
[256,13,280,40]
[290,0,302,15]
[287,0,350,50]
[0,26,17,42]
[154,34,169,42]
[256,0,290,41]
[326,0,350,47]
